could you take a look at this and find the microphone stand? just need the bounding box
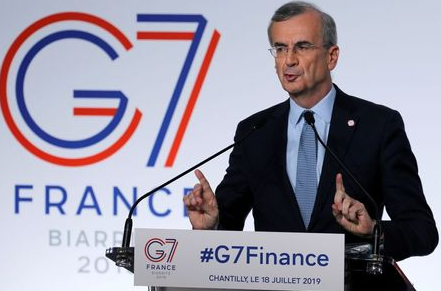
[304,111,383,275]
[106,122,264,272]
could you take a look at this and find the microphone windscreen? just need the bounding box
[304,110,315,125]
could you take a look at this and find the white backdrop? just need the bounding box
[0,1,439,290]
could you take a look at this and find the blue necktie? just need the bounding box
[295,110,317,228]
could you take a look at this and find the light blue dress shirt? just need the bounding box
[286,86,336,192]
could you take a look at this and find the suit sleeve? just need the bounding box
[215,120,253,230]
[380,111,438,261]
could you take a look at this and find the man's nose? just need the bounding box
[285,49,299,66]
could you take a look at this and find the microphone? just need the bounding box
[304,111,383,275]
[106,119,266,272]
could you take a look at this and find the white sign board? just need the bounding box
[135,229,344,291]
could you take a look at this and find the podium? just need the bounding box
[106,229,416,291]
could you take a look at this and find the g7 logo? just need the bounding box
[0,12,220,167]
[144,238,178,263]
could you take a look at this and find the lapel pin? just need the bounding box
[347,120,355,127]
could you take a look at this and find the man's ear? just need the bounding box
[328,45,340,70]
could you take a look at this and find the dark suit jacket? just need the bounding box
[215,85,438,261]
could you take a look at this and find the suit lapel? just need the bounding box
[270,99,294,196]
[269,100,307,230]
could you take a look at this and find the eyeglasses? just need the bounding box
[268,41,323,58]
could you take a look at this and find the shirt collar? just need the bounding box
[289,85,336,126]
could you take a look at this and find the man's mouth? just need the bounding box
[284,73,299,82]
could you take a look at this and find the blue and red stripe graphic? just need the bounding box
[137,14,220,167]
[0,12,219,167]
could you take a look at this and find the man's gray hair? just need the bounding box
[267,1,337,48]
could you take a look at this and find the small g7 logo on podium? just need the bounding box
[144,238,178,263]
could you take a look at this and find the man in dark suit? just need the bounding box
[184,1,438,261]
